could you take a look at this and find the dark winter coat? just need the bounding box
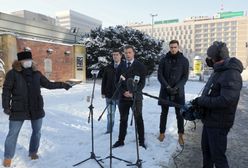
[116,59,147,101]
[101,62,119,99]
[2,61,65,121]
[198,57,243,128]
[158,52,189,105]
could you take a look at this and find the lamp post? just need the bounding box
[70,27,79,43]
[150,14,158,37]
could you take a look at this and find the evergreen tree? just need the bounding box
[79,25,164,77]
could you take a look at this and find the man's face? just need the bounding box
[112,52,121,63]
[169,43,179,55]
[124,48,135,61]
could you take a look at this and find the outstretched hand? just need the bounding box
[62,82,72,90]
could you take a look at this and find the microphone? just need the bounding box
[134,75,140,83]
[91,69,99,77]
[127,78,135,93]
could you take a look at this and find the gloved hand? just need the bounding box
[3,108,11,115]
[166,86,179,95]
[62,82,72,90]
[191,97,199,106]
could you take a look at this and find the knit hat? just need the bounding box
[17,51,32,61]
[207,41,229,62]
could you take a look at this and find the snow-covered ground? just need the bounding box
[0,78,205,168]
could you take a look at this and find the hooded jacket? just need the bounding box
[2,61,65,120]
[198,57,243,128]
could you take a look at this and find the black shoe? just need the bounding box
[139,143,147,150]
[112,141,124,148]
[104,131,110,134]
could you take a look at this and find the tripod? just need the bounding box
[73,72,103,168]
[98,81,132,168]
[127,82,143,168]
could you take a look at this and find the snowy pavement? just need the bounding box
[0,78,204,168]
[172,87,248,168]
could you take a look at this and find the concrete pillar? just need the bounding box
[73,44,86,82]
[0,33,17,71]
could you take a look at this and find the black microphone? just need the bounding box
[127,78,135,93]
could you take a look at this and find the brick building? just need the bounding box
[0,33,86,86]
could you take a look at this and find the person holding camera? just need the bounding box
[112,45,147,149]
[192,41,243,168]
[157,40,189,145]
[101,48,122,134]
[2,51,71,167]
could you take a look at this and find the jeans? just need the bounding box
[106,98,118,133]
[4,118,43,159]
[202,125,230,168]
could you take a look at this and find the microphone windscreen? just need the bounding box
[126,78,134,92]
[134,75,140,82]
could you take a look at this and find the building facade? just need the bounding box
[11,10,56,25]
[128,13,248,68]
[0,33,87,83]
[0,12,76,44]
[56,10,102,34]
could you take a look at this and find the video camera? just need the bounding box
[180,101,204,121]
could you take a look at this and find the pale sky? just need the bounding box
[0,0,247,27]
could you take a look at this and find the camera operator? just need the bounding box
[157,40,189,145]
[112,45,147,149]
[192,41,243,168]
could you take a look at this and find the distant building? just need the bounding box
[128,11,248,68]
[11,10,56,25]
[0,12,75,43]
[56,10,102,34]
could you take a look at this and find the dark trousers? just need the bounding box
[202,125,230,168]
[159,105,184,134]
[118,100,144,144]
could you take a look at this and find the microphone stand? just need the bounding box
[73,71,104,168]
[98,79,132,168]
[127,81,143,168]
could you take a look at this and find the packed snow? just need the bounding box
[0,77,205,168]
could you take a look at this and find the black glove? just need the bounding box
[191,97,199,106]
[166,86,179,95]
[62,82,72,90]
[3,109,11,115]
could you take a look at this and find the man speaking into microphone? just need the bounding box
[113,45,147,149]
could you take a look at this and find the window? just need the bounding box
[231,21,237,26]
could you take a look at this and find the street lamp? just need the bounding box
[150,14,158,37]
[70,27,79,43]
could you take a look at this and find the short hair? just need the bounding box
[124,45,135,53]
[169,40,179,46]
[112,48,122,55]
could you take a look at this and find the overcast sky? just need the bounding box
[0,0,247,27]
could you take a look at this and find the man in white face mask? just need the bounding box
[2,51,72,167]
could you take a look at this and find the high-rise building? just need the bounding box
[128,11,248,67]
[56,10,102,34]
[11,10,56,25]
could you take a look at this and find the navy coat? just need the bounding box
[198,57,243,128]
[158,52,189,105]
